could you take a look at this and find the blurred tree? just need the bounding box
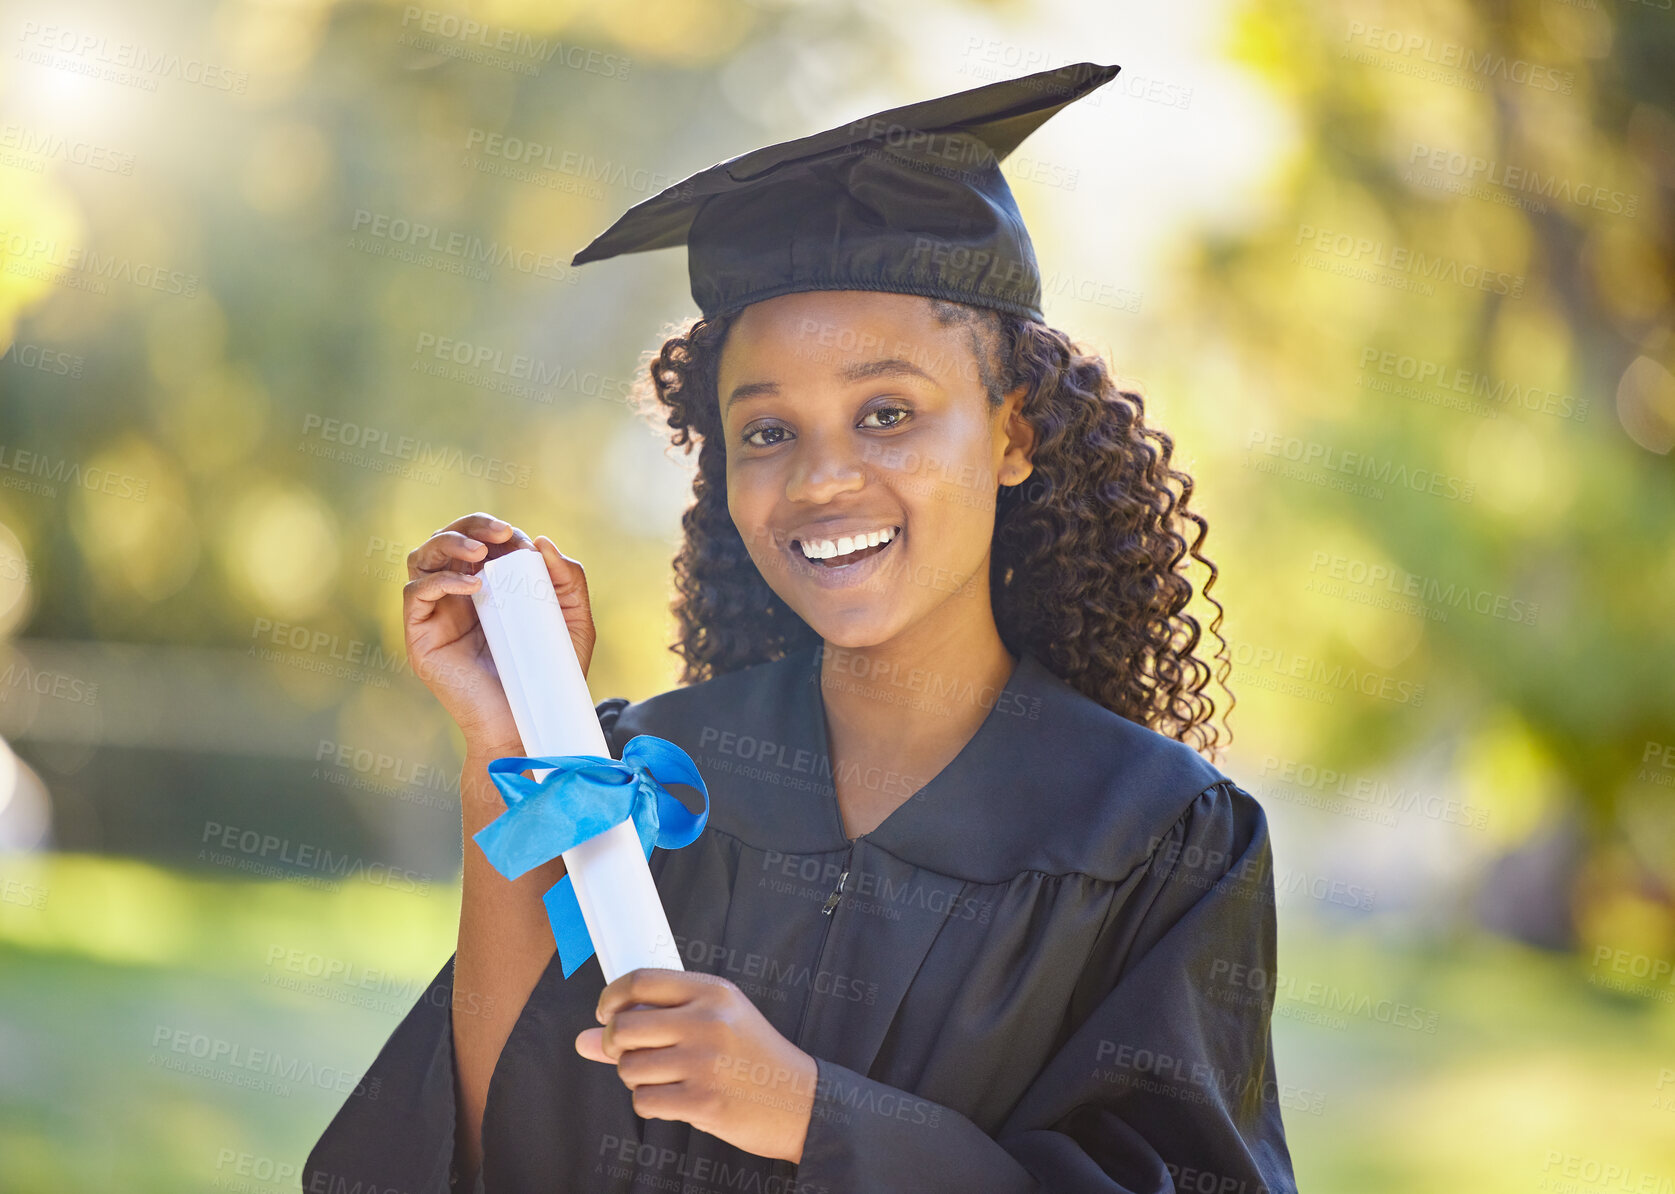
[1183,0,1675,951]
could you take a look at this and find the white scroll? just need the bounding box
[471,547,684,983]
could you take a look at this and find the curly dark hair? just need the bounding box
[630,297,1235,757]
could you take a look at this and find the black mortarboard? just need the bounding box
[570,62,1121,323]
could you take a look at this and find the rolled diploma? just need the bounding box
[470,547,683,983]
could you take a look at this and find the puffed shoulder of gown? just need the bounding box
[303,643,1299,1194]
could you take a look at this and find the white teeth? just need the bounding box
[797,526,899,561]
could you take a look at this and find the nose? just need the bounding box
[784,430,866,504]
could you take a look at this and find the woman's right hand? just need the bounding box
[403,512,597,755]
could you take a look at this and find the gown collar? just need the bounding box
[788,639,1056,862]
[781,641,1059,1076]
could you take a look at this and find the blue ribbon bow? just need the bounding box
[474,735,709,978]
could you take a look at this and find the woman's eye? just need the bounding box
[742,425,788,447]
[741,405,908,446]
[861,404,911,429]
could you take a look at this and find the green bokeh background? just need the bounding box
[1,0,1672,1189]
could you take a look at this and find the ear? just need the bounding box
[996,382,1036,487]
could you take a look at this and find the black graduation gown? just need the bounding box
[303,643,1298,1193]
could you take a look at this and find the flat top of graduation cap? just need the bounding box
[570,61,1120,323]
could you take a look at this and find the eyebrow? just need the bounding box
[724,357,940,414]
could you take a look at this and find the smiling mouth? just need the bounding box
[790,526,901,569]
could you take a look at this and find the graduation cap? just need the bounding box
[570,61,1121,324]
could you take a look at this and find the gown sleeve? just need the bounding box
[792,779,1298,1194]
[300,697,633,1194]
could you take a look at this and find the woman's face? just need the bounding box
[717,289,1034,649]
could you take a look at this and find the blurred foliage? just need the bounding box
[1,0,1673,1187]
[3,856,1675,1191]
[1155,0,1675,956]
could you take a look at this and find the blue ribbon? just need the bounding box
[474,734,708,979]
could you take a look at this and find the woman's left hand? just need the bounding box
[575,968,819,1164]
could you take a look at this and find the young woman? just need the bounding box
[306,63,1297,1194]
